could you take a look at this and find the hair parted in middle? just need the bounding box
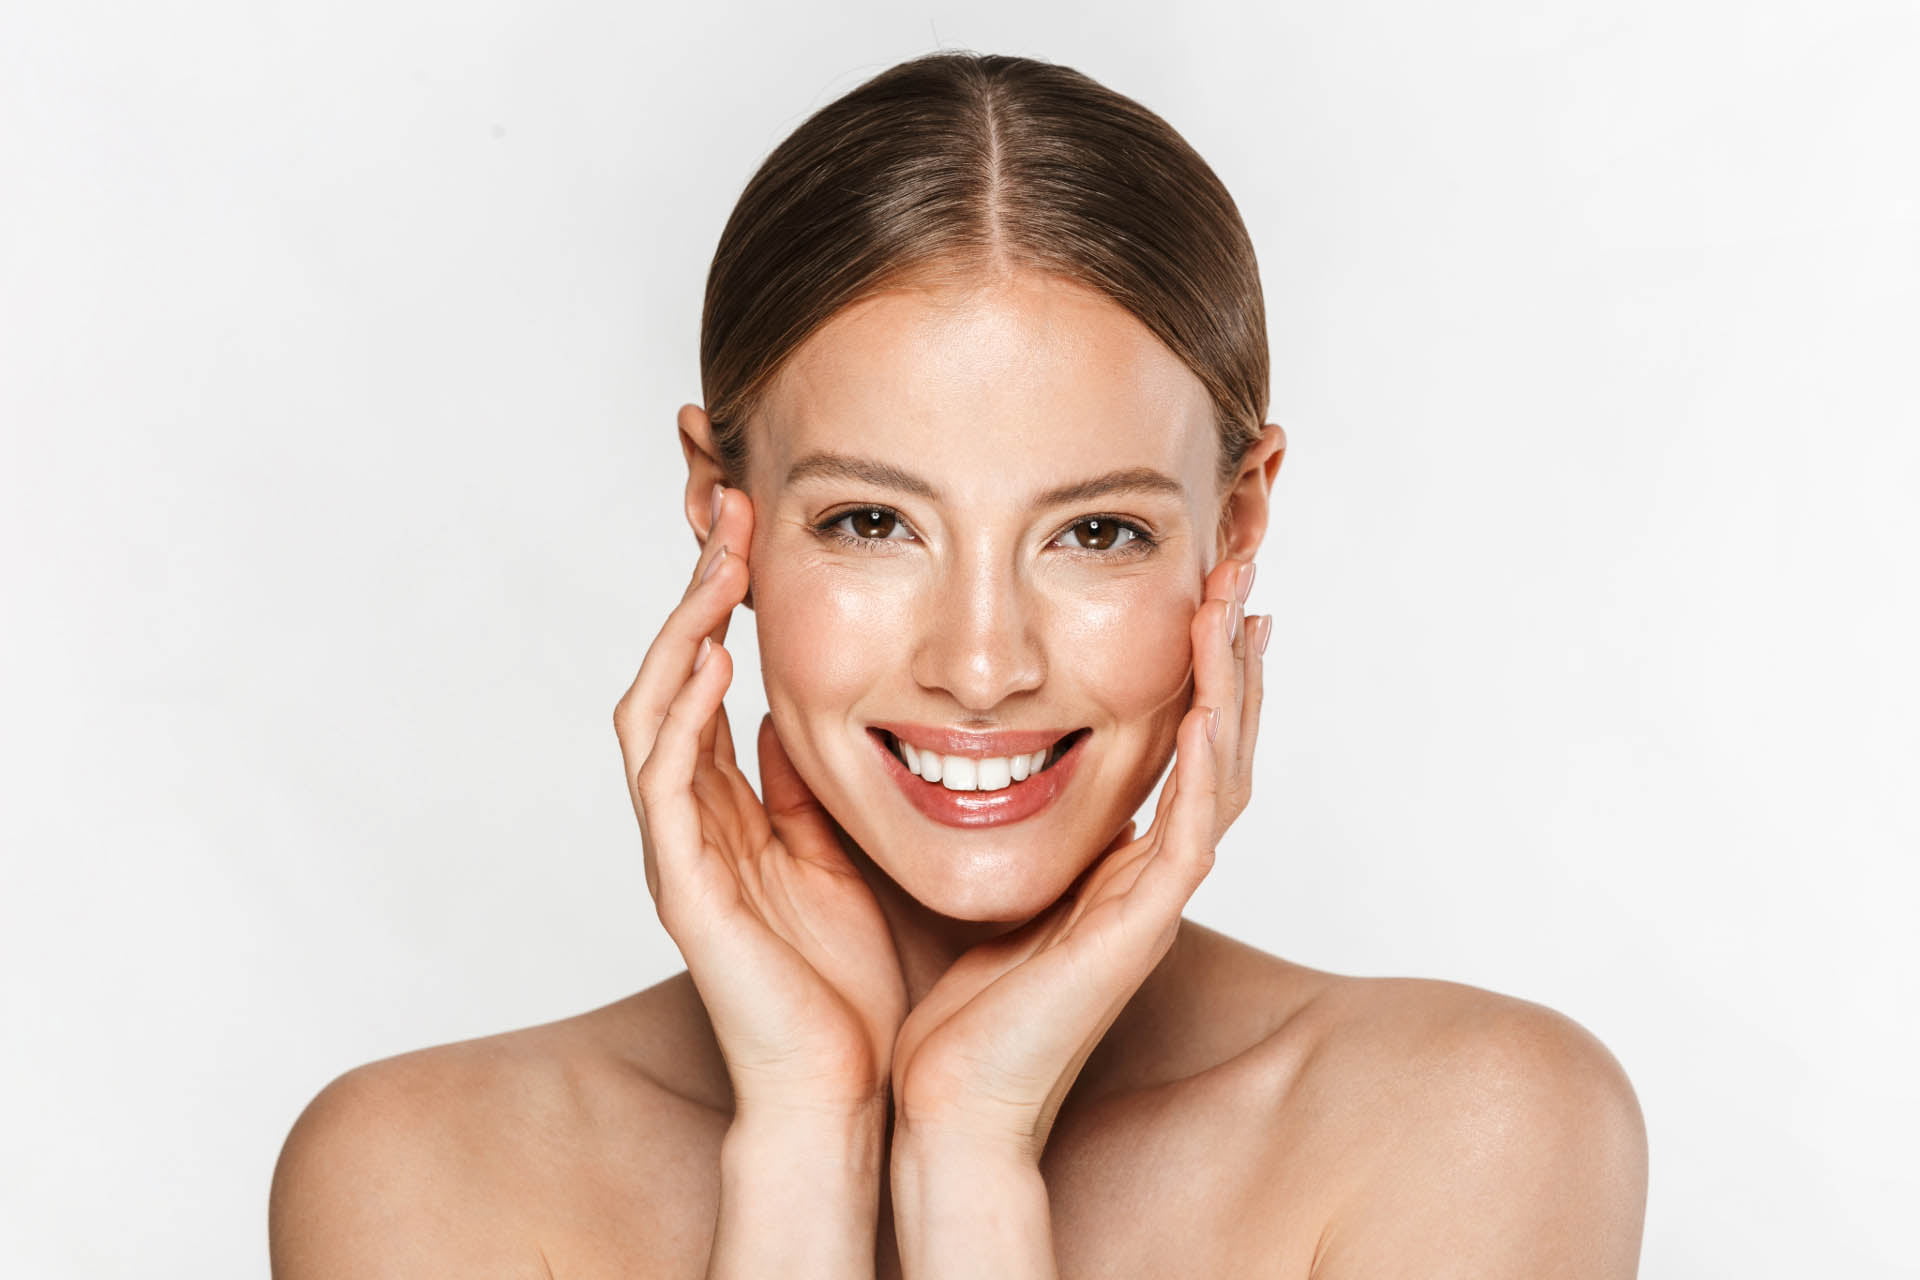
[698,51,1270,487]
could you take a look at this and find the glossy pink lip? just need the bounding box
[869,727,1088,829]
[868,721,1072,757]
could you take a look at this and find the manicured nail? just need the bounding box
[1254,613,1273,655]
[1207,706,1221,742]
[1223,600,1241,643]
[1236,561,1257,604]
[699,544,728,584]
[692,635,713,672]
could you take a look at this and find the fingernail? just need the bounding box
[692,636,713,672]
[1223,600,1241,643]
[699,544,728,584]
[709,483,725,531]
[1207,706,1221,742]
[1255,613,1274,655]
[1237,561,1257,604]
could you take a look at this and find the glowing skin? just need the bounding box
[270,266,1646,1280]
[737,269,1221,924]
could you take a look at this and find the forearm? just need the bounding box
[889,1131,1057,1280]
[707,1105,887,1279]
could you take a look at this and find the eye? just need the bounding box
[822,506,913,545]
[1055,517,1149,553]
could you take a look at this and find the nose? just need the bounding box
[908,541,1047,713]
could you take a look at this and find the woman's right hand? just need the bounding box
[614,485,907,1121]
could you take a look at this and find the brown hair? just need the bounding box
[699,51,1269,486]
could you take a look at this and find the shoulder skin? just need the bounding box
[269,999,727,1279]
[1275,977,1648,1279]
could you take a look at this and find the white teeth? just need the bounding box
[891,737,1065,792]
[940,756,978,792]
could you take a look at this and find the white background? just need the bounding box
[3,1,1915,1275]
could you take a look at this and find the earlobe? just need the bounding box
[679,404,727,545]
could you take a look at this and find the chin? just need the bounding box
[867,829,1103,926]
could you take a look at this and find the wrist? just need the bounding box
[889,1133,1055,1279]
[892,1101,1045,1172]
[890,1127,1044,1200]
[725,1098,889,1177]
[707,1104,887,1279]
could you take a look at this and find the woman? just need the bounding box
[271,51,1647,1277]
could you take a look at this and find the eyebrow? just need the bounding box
[786,451,939,499]
[785,450,1185,508]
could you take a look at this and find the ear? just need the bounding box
[677,402,756,610]
[678,403,728,546]
[1216,422,1287,562]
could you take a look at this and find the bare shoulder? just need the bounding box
[269,975,729,1278]
[1265,972,1648,1278]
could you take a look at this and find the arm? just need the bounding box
[707,1103,888,1278]
[618,485,907,1278]
[888,1131,1057,1280]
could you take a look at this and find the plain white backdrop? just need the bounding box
[3,0,1915,1274]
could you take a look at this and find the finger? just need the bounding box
[684,484,751,594]
[1226,583,1247,769]
[612,502,753,776]
[632,638,735,906]
[1236,613,1270,816]
[1190,566,1244,791]
[1129,704,1220,919]
[704,696,738,766]
[755,714,848,872]
[691,485,759,651]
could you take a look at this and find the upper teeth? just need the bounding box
[898,739,1052,792]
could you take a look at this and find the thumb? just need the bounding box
[756,714,845,864]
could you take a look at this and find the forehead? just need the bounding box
[750,271,1219,496]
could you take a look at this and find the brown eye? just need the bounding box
[845,508,898,539]
[1068,518,1129,551]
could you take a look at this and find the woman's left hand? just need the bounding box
[888,556,1268,1162]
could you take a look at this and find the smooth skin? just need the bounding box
[270,269,1647,1278]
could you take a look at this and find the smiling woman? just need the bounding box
[268,51,1647,1279]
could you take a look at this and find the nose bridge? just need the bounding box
[912,534,1045,710]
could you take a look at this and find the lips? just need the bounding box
[868,726,1089,828]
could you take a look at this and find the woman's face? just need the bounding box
[737,269,1236,923]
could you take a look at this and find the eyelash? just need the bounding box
[813,505,1159,557]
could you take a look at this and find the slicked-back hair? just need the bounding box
[699,52,1269,486]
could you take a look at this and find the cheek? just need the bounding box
[752,555,915,712]
[1049,572,1197,722]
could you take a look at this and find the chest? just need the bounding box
[542,1083,1325,1279]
